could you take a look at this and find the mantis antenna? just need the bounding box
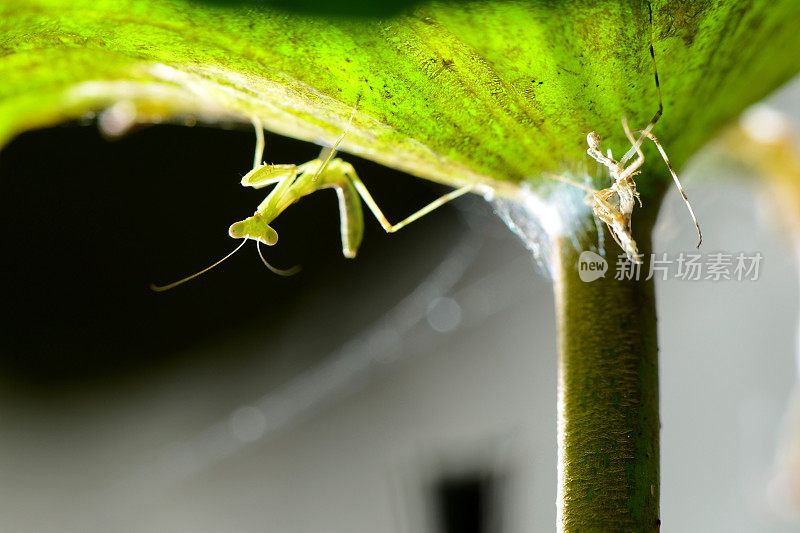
[149,238,300,292]
[149,239,248,292]
[257,241,301,276]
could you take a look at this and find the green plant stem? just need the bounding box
[553,213,660,532]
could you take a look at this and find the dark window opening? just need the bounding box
[434,472,502,533]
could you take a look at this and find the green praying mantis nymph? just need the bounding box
[150,104,475,291]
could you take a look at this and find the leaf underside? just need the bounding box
[1,0,799,199]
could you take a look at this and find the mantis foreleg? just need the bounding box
[333,179,365,259]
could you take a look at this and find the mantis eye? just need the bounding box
[228,215,279,246]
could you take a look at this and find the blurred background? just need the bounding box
[0,75,799,532]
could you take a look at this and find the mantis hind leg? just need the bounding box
[344,167,473,234]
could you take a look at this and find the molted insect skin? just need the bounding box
[228,213,279,245]
[614,230,641,264]
[586,192,641,263]
[545,2,697,264]
[615,178,639,227]
[587,132,601,150]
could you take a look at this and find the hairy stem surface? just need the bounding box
[554,215,660,532]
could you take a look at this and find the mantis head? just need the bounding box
[149,214,295,292]
[228,213,279,245]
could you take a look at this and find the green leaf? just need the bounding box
[1,0,799,198]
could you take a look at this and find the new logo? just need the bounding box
[578,251,608,282]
